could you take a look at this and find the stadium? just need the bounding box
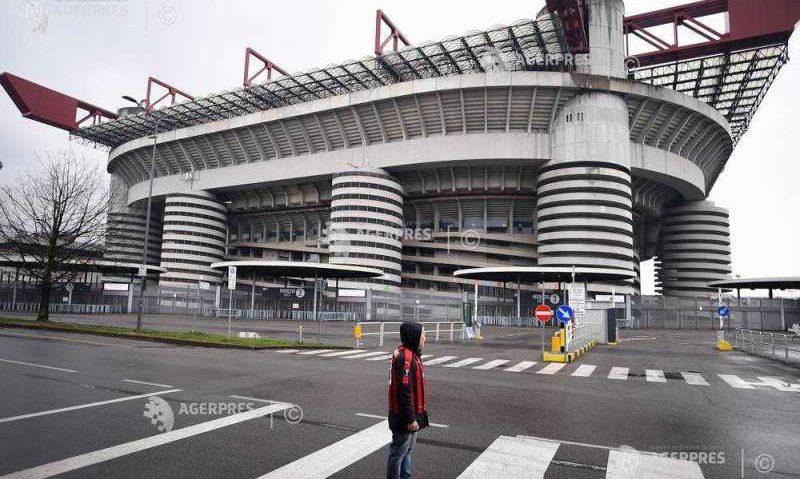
[3,0,799,317]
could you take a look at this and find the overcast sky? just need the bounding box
[1,0,798,295]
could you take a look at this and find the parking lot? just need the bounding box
[0,325,798,478]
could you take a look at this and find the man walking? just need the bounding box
[386,321,429,479]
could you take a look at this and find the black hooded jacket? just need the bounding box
[388,322,428,433]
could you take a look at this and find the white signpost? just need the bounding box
[569,282,586,322]
[227,266,237,290]
[227,266,237,340]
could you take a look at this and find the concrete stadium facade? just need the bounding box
[102,0,731,299]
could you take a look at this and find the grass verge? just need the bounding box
[0,317,342,350]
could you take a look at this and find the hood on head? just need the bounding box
[400,321,423,353]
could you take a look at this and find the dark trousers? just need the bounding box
[386,431,417,479]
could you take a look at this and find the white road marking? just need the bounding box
[444,357,484,368]
[258,421,391,479]
[608,367,629,380]
[607,449,705,478]
[717,374,755,389]
[0,331,125,347]
[424,356,458,365]
[0,402,292,479]
[504,361,537,373]
[681,372,709,386]
[516,434,662,454]
[571,365,596,377]
[365,354,394,361]
[0,359,78,373]
[354,412,449,428]
[122,379,174,388]
[297,349,335,355]
[421,354,433,359]
[319,350,364,357]
[229,395,276,404]
[536,363,565,375]
[340,351,387,359]
[756,376,800,392]
[275,349,300,354]
[0,391,181,426]
[456,436,559,479]
[0,357,77,374]
[472,359,510,370]
[645,369,666,383]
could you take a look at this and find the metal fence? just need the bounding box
[633,296,799,331]
[355,321,466,347]
[0,302,119,314]
[733,328,800,366]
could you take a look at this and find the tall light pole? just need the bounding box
[123,96,161,332]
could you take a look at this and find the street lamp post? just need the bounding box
[124,96,161,332]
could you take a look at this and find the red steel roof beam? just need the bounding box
[624,0,800,67]
[243,47,289,88]
[0,72,117,132]
[624,0,728,30]
[545,0,590,54]
[145,76,194,111]
[374,9,411,56]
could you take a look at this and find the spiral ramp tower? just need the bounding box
[657,201,732,297]
[328,169,405,294]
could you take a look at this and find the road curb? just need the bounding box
[542,339,598,363]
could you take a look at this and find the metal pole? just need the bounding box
[474,283,479,325]
[780,298,785,331]
[227,288,233,340]
[12,267,18,309]
[135,117,161,332]
[193,282,200,333]
[314,272,320,338]
[250,270,256,318]
[516,275,521,318]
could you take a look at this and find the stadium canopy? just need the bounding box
[453,266,636,283]
[709,277,800,298]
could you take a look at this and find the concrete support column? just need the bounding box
[329,169,404,293]
[158,191,227,288]
[657,201,732,297]
[576,0,626,78]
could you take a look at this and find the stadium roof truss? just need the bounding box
[72,12,572,149]
[61,2,794,150]
[630,43,789,143]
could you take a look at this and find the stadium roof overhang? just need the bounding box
[2,1,799,148]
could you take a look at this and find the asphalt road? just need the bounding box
[0,326,798,478]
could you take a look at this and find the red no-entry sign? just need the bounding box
[534,304,553,322]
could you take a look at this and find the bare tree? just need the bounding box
[0,152,110,321]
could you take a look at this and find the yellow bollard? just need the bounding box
[354,324,362,339]
[551,331,561,353]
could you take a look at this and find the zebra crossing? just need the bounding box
[257,420,706,478]
[278,349,800,393]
